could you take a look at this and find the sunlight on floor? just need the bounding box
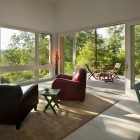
[100,114,140,138]
[124,114,140,119]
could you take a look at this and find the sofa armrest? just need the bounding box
[19,84,39,115]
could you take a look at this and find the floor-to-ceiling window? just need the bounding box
[0,27,52,84]
[59,24,125,76]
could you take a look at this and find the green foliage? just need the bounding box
[134,25,140,76]
[65,25,125,75]
[39,34,50,65]
[3,24,140,82]
[76,30,94,54]
[64,62,73,75]
[39,69,49,78]
[1,71,34,83]
[76,30,94,69]
[64,35,73,74]
[2,31,35,66]
[99,25,125,66]
[76,44,94,69]
[0,31,50,83]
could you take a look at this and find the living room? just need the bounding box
[0,0,140,139]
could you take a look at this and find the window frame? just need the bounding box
[0,26,53,85]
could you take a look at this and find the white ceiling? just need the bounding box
[50,0,61,3]
[50,0,64,4]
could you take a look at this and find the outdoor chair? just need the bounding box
[134,83,140,104]
[85,64,114,82]
[103,64,114,72]
[85,64,102,80]
[52,68,87,101]
[108,63,121,78]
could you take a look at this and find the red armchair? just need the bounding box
[51,68,87,101]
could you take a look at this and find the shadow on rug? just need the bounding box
[0,93,118,140]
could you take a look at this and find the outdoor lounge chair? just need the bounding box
[108,63,121,78]
[85,64,101,80]
[85,64,114,82]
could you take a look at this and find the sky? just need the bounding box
[0,27,109,50]
[0,28,20,50]
[97,27,109,38]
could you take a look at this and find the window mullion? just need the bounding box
[35,33,39,82]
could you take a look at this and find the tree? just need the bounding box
[76,25,125,75]
[1,31,50,83]
[64,35,73,74]
[2,31,35,66]
[105,25,125,74]
[76,29,105,70]
[39,34,50,65]
[76,30,95,69]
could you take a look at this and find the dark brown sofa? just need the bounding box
[0,84,39,129]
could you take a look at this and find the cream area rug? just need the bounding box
[0,93,118,140]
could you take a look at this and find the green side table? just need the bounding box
[41,89,60,114]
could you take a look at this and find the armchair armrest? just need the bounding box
[56,74,73,80]
[52,78,81,88]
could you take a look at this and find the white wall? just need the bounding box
[0,0,55,33]
[55,0,140,33]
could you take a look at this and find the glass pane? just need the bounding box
[39,69,50,79]
[0,28,35,66]
[64,35,73,75]
[0,70,35,83]
[76,30,94,69]
[39,34,50,65]
[134,25,140,82]
[76,25,125,76]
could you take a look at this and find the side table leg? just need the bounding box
[48,99,57,114]
[52,97,59,108]
[43,97,52,112]
[44,97,57,114]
